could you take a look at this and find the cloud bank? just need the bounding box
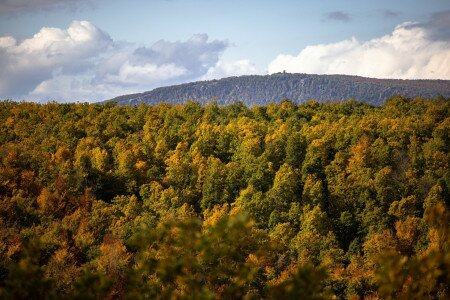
[268,11,450,80]
[96,34,228,87]
[0,20,112,99]
[0,21,241,102]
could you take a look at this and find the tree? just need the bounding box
[285,132,307,168]
[201,157,227,210]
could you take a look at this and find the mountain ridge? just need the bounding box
[106,73,450,106]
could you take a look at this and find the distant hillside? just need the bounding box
[107,73,450,106]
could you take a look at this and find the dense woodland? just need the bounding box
[0,97,449,299]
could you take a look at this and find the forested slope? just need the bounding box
[0,97,449,299]
[108,73,450,106]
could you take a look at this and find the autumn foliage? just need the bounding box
[0,97,449,299]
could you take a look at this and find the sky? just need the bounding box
[0,0,449,102]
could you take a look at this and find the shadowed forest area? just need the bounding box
[0,97,449,299]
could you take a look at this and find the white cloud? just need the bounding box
[268,20,450,80]
[202,59,259,80]
[102,62,187,85]
[31,75,101,102]
[0,20,112,99]
[30,74,137,103]
[95,34,228,87]
[0,22,236,102]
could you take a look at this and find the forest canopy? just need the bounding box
[0,97,449,299]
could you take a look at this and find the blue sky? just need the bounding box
[0,0,449,102]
